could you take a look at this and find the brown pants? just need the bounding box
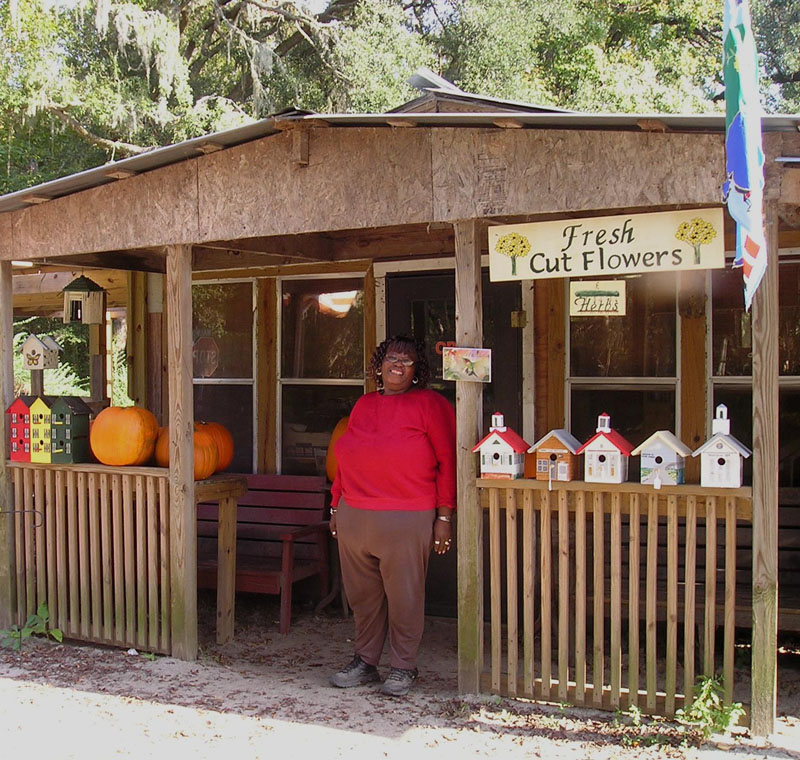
[337,499,434,670]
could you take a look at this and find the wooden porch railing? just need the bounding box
[477,478,753,722]
[9,463,172,654]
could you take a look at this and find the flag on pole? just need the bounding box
[722,0,766,311]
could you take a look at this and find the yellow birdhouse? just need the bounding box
[62,275,106,324]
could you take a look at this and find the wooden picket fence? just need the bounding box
[9,462,172,654]
[477,479,753,721]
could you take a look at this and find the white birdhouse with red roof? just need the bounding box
[577,413,634,484]
[472,412,530,479]
[692,404,751,488]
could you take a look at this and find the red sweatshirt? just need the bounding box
[331,388,457,511]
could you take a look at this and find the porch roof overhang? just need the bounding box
[2,109,798,218]
[1,109,799,276]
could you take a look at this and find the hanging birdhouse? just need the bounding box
[21,334,61,370]
[62,275,106,324]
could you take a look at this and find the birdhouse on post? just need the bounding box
[22,335,61,370]
[62,275,106,324]
[21,334,62,396]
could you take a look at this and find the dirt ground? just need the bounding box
[1,591,800,759]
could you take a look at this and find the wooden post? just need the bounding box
[126,272,148,407]
[750,201,779,736]
[0,261,16,627]
[679,269,707,484]
[30,369,43,397]
[88,292,108,403]
[145,274,164,423]
[454,219,484,693]
[166,244,197,660]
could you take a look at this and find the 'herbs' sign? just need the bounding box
[488,208,725,282]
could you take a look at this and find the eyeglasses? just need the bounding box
[384,354,415,367]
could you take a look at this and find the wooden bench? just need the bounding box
[197,473,330,634]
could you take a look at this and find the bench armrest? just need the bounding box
[278,521,329,543]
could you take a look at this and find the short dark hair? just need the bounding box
[369,334,431,390]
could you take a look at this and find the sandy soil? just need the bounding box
[1,591,800,759]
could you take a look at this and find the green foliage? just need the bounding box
[676,674,745,739]
[0,602,64,650]
[1,0,799,196]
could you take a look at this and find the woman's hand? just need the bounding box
[330,510,338,539]
[432,515,453,555]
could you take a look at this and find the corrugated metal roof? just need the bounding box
[1,109,798,216]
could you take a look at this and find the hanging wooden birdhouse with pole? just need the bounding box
[62,275,106,324]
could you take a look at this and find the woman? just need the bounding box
[329,335,456,697]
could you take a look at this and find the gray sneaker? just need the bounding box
[380,667,418,696]
[329,655,380,688]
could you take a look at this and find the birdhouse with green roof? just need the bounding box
[62,275,106,324]
[50,396,93,464]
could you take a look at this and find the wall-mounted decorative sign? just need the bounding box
[569,280,626,316]
[443,347,492,382]
[488,208,725,282]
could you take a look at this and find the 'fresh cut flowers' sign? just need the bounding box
[488,208,725,282]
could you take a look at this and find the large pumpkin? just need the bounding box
[90,406,159,466]
[195,421,234,472]
[325,416,349,482]
[154,426,219,480]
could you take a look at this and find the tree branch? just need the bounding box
[47,106,152,157]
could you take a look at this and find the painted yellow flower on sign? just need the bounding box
[675,218,717,265]
[496,232,532,276]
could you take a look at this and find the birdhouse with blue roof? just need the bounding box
[631,430,693,488]
[692,404,751,488]
[50,396,93,464]
[577,413,634,484]
[472,412,530,479]
[5,395,35,462]
[29,396,55,463]
[528,429,582,483]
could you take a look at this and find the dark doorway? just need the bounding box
[386,270,522,616]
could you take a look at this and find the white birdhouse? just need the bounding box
[631,430,693,488]
[692,404,751,488]
[577,413,634,483]
[21,334,61,370]
[472,412,530,479]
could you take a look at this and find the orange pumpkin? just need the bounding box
[90,406,159,466]
[325,416,350,482]
[193,428,219,480]
[154,425,219,480]
[154,426,170,468]
[195,421,234,472]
